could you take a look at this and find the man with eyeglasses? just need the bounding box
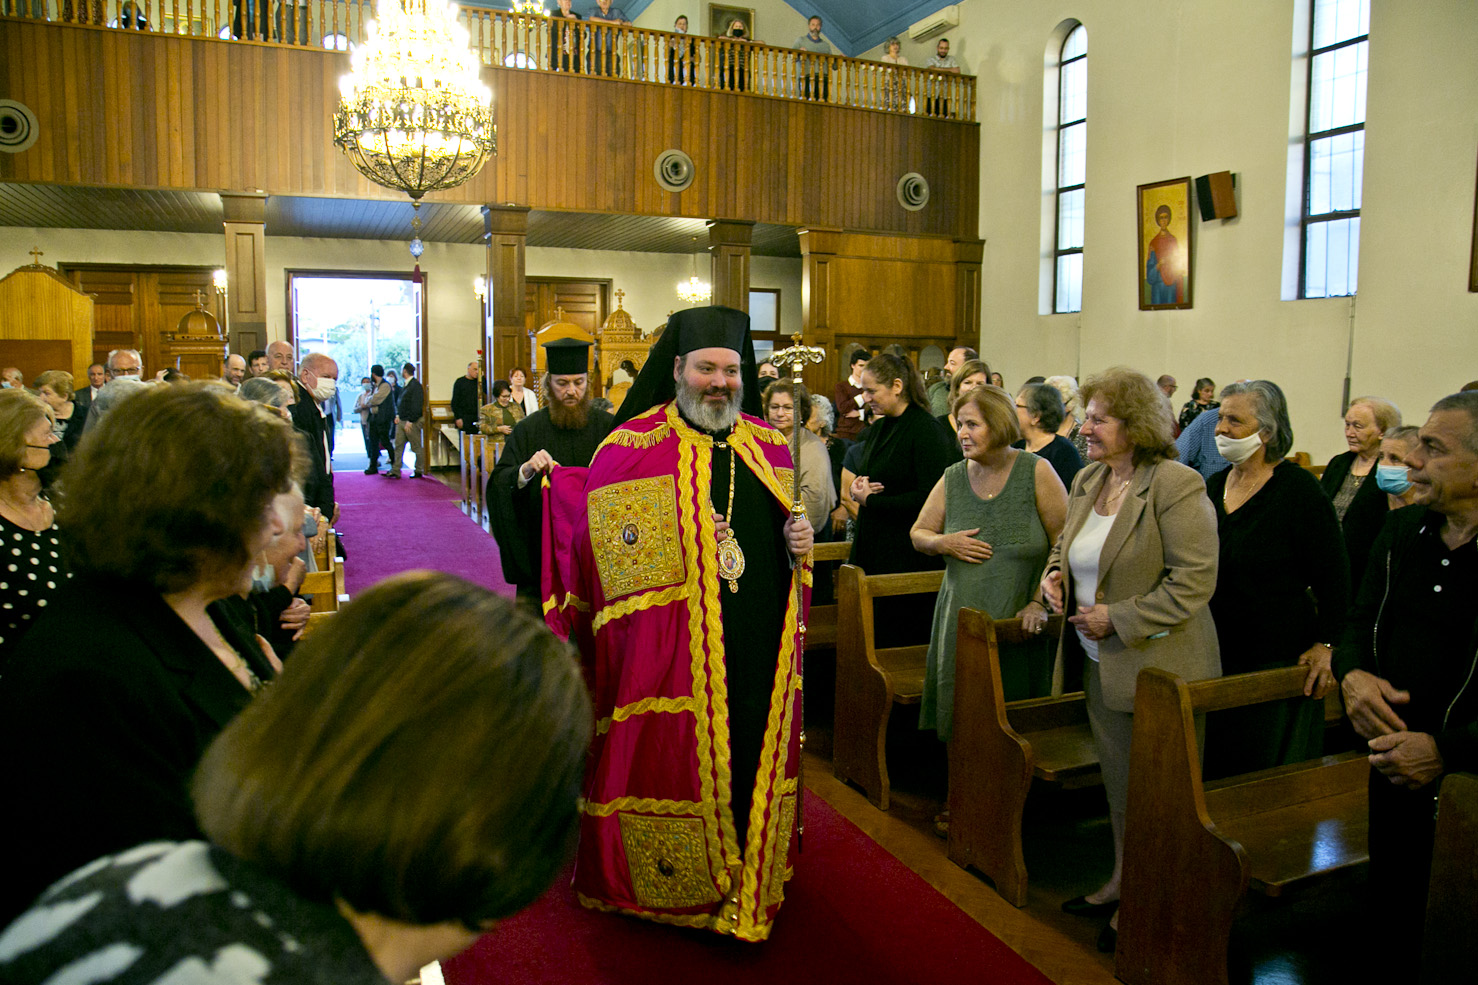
[85,349,147,429]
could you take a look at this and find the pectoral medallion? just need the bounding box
[717,536,745,592]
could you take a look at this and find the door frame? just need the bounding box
[285,269,432,469]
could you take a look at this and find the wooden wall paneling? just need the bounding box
[0,22,979,241]
[955,239,985,351]
[223,193,268,358]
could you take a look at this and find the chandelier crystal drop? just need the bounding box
[333,0,497,203]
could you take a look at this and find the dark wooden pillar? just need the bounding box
[483,205,529,379]
[954,238,984,351]
[799,227,840,394]
[220,193,267,357]
[707,219,753,311]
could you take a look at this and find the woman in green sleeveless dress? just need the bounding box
[911,385,1068,741]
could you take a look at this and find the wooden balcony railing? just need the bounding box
[1,2,977,122]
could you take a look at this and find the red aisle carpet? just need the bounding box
[332,470,513,597]
[442,795,1052,985]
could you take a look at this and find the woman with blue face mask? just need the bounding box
[1203,380,1350,780]
[1376,426,1423,511]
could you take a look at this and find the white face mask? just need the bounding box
[1215,430,1264,465]
[250,563,276,593]
[311,378,338,402]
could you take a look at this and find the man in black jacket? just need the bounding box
[363,365,393,475]
[451,360,482,433]
[388,362,425,479]
[1335,390,1478,962]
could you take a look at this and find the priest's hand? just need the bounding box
[519,449,561,483]
[784,515,814,556]
[713,512,732,542]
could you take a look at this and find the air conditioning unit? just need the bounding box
[908,5,959,41]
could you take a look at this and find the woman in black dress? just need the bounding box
[1319,395,1401,593]
[1205,380,1348,778]
[1177,377,1218,431]
[1013,380,1084,491]
[848,352,956,645]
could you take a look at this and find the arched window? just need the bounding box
[1051,24,1087,313]
[1297,0,1368,297]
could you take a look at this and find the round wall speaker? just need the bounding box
[0,100,39,154]
[654,149,695,192]
[896,172,930,212]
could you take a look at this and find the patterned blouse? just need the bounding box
[0,510,70,675]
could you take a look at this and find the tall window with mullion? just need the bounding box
[1301,0,1368,298]
[1053,25,1087,314]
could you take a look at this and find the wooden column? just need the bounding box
[220,193,267,357]
[707,220,753,311]
[799,227,840,393]
[483,205,529,379]
[954,238,984,352]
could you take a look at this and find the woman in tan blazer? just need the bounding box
[1038,367,1220,951]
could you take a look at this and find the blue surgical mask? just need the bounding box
[1376,464,1411,495]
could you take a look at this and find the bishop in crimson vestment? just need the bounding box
[543,307,814,941]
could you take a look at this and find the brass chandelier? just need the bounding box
[333,0,496,271]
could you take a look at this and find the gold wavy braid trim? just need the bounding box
[671,422,731,884]
[581,797,706,818]
[575,893,721,931]
[599,424,672,451]
[595,695,699,735]
[591,583,688,632]
[542,591,591,616]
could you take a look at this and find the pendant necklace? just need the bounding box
[715,441,745,593]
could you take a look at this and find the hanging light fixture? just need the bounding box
[676,236,711,305]
[333,0,497,279]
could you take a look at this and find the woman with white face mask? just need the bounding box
[1203,380,1349,780]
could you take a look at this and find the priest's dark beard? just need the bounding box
[548,395,590,430]
[675,378,743,432]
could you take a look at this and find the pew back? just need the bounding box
[832,563,943,810]
[946,608,1099,905]
[1422,771,1478,982]
[1117,665,1368,985]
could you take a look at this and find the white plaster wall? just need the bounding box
[945,0,1478,459]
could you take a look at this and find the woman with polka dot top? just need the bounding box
[0,389,69,675]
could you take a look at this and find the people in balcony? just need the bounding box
[793,15,833,101]
[550,0,582,73]
[880,35,909,111]
[926,36,961,117]
[587,0,630,78]
[667,14,695,85]
[722,17,753,92]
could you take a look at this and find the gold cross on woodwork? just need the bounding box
[769,334,826,382]
[193,289,207,308]
[615,288,625,307]
[28,246,43,265]
[555,305,565,321]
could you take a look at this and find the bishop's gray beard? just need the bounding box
[548,394,590,430]
[675,378,743,432]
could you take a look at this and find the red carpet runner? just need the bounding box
[443,795,1052,985]
[332,470,513,597]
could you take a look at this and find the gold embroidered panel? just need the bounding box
[588,474,685,601]
[618,813,722,909]
[774,467,795,493]
[764,794,797,907]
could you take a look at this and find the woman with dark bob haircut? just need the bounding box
[0,572,593,984]
[1039,367,1219,950]
[0,383,309,923]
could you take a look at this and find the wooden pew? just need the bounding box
[1423,772,1478,983]
[1117,665,1369,985]
[946,608,1100,906]
[302,534,349,614]
[300,610,335,638]
[832,562,943,810]
[804,540,852,651]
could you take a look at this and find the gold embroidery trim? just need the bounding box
[582,797,705,818]
[591,584,688,632]
[595,695,698,735]
[764,794,797,907]
[588,474,684,601]
[576,892,716,930]
[542,591,591,616]
[669,417,730,882]
[618,813,723,909]
[600,424,672,451]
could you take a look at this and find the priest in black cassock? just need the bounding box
[489,338,615,606]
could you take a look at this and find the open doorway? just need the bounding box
[287,271,427,471]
